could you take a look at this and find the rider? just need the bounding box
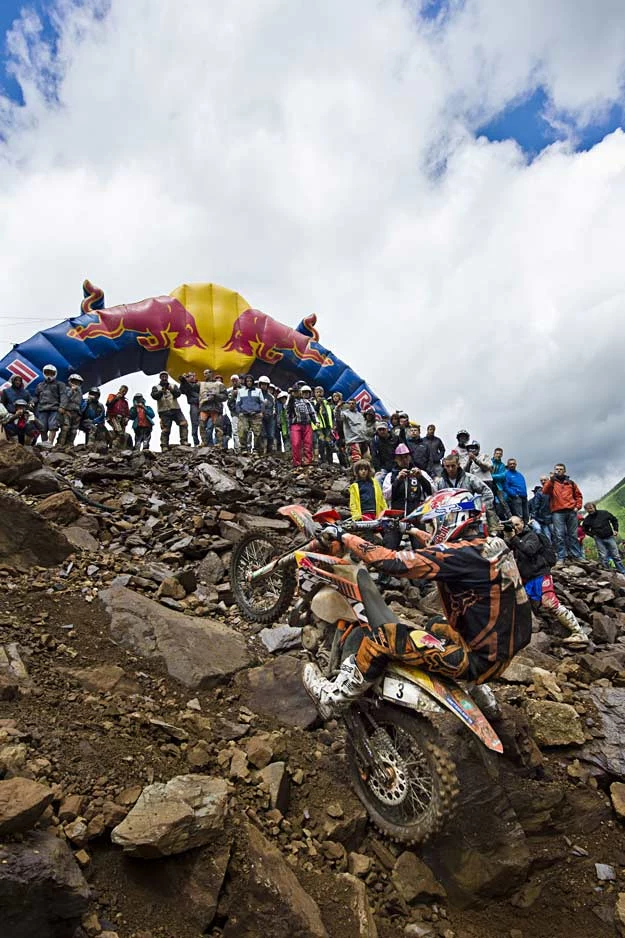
[303,489,532,719]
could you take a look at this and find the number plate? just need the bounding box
[382,675,442,712]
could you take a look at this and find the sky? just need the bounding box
[1,0,625,498]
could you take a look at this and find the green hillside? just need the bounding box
[598,475,625,530]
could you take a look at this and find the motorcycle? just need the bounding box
[229,504,503,844]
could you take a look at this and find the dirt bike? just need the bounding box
[230,504,503,844]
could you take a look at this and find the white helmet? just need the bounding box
[68,373,84,383]
[300,384,312,393]
[43,364,57,375]
[258,375,270,384]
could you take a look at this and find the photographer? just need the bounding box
[382,443,432,548]
[4,399,41,446]
[505,516,588,647]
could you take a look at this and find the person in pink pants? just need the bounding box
[287,385,316,467]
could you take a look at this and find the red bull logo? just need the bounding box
[223,310,333,367]
[67,296,207,351]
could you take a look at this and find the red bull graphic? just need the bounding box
[0,280,387,414]
[68,295,207,351]
[223,310,333,367]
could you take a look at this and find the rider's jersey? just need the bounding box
[341,533,532,668]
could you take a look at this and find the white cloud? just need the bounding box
[1,0,625,495]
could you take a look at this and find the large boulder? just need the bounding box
[0,777,53,835]
[221,822,328,937]
[0,439,41,485]
[0,830,90,938]
[99,586,251,688]
[18,468,61,495]
[579,687,625,781]
[35,490,82,525]
[526,700,585,747]
[0,492,72,570]
[111,775,229,858]
[236,655,319,729]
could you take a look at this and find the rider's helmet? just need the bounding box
[133,393,145,402]
[258,376,270,385]
[394,443,411,456]
[467,440,480,452]
[14,399,29,408]
[68,373,83,383]
[43,364,57,376]
[88,387,100,397]
[410,488,483,544]
[456,428,470,440]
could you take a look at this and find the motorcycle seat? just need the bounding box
[357,567,401,629]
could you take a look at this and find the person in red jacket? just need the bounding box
[542,464,583,564]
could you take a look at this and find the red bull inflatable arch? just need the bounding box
[0,281,388,413]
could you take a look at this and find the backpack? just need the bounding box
[537,531,557,569]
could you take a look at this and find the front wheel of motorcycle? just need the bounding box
[230,530,296,623]
[346,705,458,845]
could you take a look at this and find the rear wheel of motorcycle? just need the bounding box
[230,530,296,623]
[346,706,458,845]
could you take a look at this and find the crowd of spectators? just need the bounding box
[0,366,622,574]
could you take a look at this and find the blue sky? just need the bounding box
[2,0,624,160]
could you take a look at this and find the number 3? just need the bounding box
[396,682,404,699]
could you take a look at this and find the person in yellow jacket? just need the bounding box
[349,459,387,520]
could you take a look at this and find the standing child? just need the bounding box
[349,459,387,521]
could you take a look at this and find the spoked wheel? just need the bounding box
[230,530,296,623]
[346,705,458,844]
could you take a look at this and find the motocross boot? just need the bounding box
[557,606,589,647]
[179,421,189,445]
[303,655,373,720]
[469,682,501,720]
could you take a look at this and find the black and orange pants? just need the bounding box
[341,619,510,686]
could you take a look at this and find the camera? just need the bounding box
[500,520,515,532]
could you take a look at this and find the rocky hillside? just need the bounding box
[1,440,625,938]
[599,476,625,530]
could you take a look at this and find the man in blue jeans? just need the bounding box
[582,503,625,573]
[504,458,528,523]
[543,464,583,564]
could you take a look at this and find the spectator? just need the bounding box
[312,387,334,465]
[106,385,131,449]
[32,364,65,447]
[198,371,227,447]
[221,409,233,450]
[363,408,378,450]
[542,464,583,564]
[227,375,241,453]
[179,372,201,447]
[371,421,396,482]
[424,424,445,477]
[57,374,84,448]
[504,458,528,523]
[389,412,401,438]
[454,429,471,470]
[435,453,498,533]
[1,375,32,413]
[465,441,492,483]
[382,443,432,548]
[287,385,315,467]
[577,513,586,558]
[3,399,41,445]
[582,503,625,573]
[349,459,387,521]
[507,516,588,647]
[235,374,265,454]
[129,393,155,451]
[81,388,108,447]
[406,424,433,473]
[275,390,290,454]
[331,392,349,467]
[529,482,553,541]
[257,376,276,453]
[340,400,369,463]
[151,372,188,449]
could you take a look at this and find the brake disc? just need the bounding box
[366,726,410,807]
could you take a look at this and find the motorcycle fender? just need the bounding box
[381,665,504,754]
[311,587,358,624]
